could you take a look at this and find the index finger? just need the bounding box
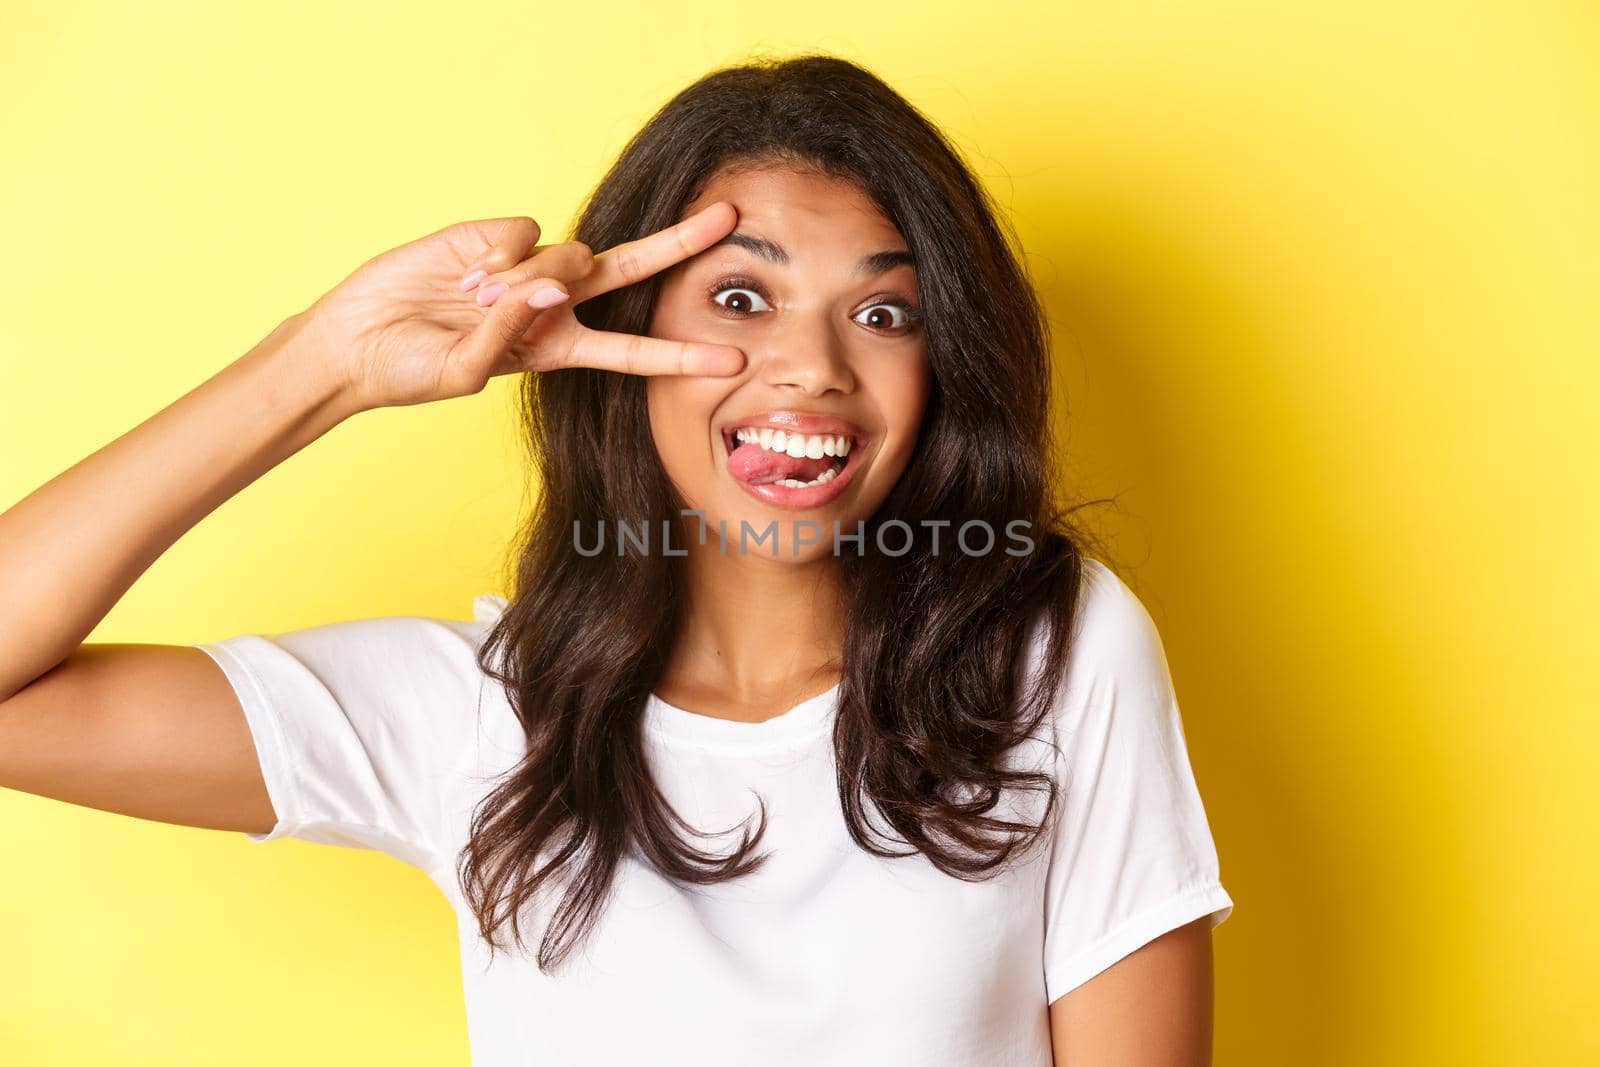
[570,201,738,301]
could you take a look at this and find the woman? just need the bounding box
[0,53,1233,1065]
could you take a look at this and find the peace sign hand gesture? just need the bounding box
[301,201,747,413]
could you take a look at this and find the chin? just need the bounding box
[674,492,879,563]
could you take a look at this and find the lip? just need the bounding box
[718,409,871,512]
[719,409,866,440]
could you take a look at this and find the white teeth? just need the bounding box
[731,427,855,458]
[775,467,840,488]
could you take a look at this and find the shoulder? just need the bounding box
[1067,558,1170,686]
[1026,557,1171,700]
[198,592,511,741]
[192,592,517,869]
[247,599,498,679]
[1016,556,1181,752]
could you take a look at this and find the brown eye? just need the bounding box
[853,301,919,332]
[708,283,772,315]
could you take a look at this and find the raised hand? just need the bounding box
[300,201,748,412]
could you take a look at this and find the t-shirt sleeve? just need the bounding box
[1040,560,1234,1003]
[192,593,508,875]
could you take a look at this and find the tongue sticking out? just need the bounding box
[727,441,839,486]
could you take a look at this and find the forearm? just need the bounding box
[0,310,363,702]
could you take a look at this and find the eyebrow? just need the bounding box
[704,230,915,277]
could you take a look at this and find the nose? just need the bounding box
[753,310,856,397]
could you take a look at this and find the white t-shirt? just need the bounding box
[194,557,1233,1066]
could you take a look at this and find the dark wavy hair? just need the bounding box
[457,51,1113,971]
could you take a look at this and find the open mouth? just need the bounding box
[720,425,859,489]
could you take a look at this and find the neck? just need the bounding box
[659,531,846,711]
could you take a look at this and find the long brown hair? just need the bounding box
[458,51,1112,972]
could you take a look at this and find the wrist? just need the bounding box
[258,307,369,424]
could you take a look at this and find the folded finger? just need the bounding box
[471,242,595,305]
[457,216,543,291]
[444,275,573,391]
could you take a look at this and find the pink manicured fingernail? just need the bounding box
[528,286,569,309]
[476,282,509,307]
[459,268,488,292]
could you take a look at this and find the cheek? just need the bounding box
[646,280,699,342]
[870,350,933,461]
[646,378,719,473]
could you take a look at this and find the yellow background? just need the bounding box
[2,2,1596,1063]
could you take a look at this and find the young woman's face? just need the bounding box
[646,166,932,561]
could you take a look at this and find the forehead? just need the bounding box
[684,165,906,250]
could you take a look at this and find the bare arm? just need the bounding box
[0,314,355,705]
[0,205,745,837]
[1048,917,1216,1065]
[0,315,359,831]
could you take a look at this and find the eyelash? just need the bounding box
[705,274,924,333]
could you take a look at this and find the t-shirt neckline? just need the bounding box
[644,681,842,748]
